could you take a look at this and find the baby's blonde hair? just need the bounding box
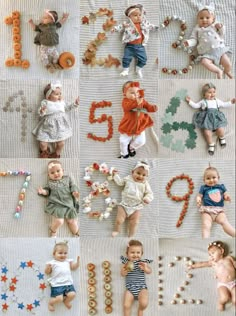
[53,241,68,255]
[126,240,143,255]
[203,166,220,179]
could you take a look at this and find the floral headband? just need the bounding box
[133,161,150,174]
[208,241,223,250]
[46,82,62,99]
[45,9,55,22]
[123,81,140,95]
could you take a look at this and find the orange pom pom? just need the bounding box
[12,26,20,34]
[14,43,21,50]
[5,58,14,67]
[21,60,30,69]
[14,51,22,59]
[4,16,13,25]
[13,34,21,42]
[13,18,20,26]
[12,11,20,19]
[14,59,22,67]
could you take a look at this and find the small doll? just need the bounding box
[112,4,158,78]
[119,81,158,159]
[196,166,235,238]
[38,160,80,237]
[183,3,232,79]
[186,83,235,155]
[112,161,153,237]
[45,241,80,311]
[29,10,69,72]
[32,82,79,158]
[120,240,153,315]
[188,241,236,311]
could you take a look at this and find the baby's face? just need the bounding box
[42,13,54,24]
[48,164,64,180]
[197,10,215,28]
[125,86,140,100]
[204,88,216,100]
[132,167,148,183]
[129,9,142,24]
[127,245,143,261]
[204,170,219,187]
[54,246,68,262]
[48,88,62,102]
[208,246,223,263]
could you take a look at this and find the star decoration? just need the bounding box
[2,303,9,311]
[9,284,16,292]
[11,277,18,284]
[1,267,8,274]
[1,293,8,300]
[1,275,8,282]
[37,272,44,280]
[33,300,40,307]
[18,303,24,310]
[20,262,27,269]
[27,261,34,268]
[39,283,46,290]
[26,304,33,311]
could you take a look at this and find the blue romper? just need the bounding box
[121,256,153,299]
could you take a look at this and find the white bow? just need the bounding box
[45,82,62,99]
[197,1,215,14]
[133,161,150,174]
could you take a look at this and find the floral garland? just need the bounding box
[166,174,194,227]
[83,162,117,220]
[82,8,120,68]
[0,170,31,218]
[1,261,46,313]
[159,16,196,75]
[87,101,113,142]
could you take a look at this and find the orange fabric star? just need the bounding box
[2,303,9,310]
[27,261,34,267]
[39,283,46,290]
[1,275,8,282]
[11,277,18,284]
[9,284,16,292]
[26,304,33,311]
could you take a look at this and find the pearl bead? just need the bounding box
[183,257,190,261]
[187,273,193,278]
[183,281,189,286]
[168,262,174,267]
[180,299,186,304]
[196,299,203,304]
[188,299,195,304]
[177,286,184,291]
[174,256,181,261]
[174,293,180,298]
[171,300,177,304]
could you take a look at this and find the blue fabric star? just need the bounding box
[1,293,8,300]
[1,266,8,274]
[37,273,44,280]
[18,303,24,310]
[33,300,40,307]
[20,262,27,269]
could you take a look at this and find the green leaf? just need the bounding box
[161,123,172,134]
[160,134,174,148]
[171,139,185,152]
[185,138,197,149]
[161,112,174,124]
[175,89,188,100]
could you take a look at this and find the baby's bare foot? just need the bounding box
[217,303,225,311]
[48,303,55,312]
[224,72,233,79]
[64,301,72,309]
[112,231,119,237]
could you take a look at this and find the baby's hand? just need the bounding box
[196,196,202,207]
[121,265,128,276]
[153,105,158,112]
[185,96,191,103]
[139,262,148,272]
[62,13,69,20]
[183,41,189,47]
[77,256,80,265]
[224,193,231,202]
[123,21,129,28]
[111,28,115,33]
[39,105,47,115]
[215,23,223,30]
[231,98,236,104]
[38,187,48,196]
[72,191,80,199]
[112,169,118,175]
[28,19,34,24]
[143,198,150,204]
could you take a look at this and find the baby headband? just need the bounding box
[133,161,150,174]
[125,4,143,17]
[55,240,68,246]
[208,242,222,249]
[46,81,62,99]
[123,81,140,95]
[45,9,55,22]
[197,1,215,14]
[48,162,61,169]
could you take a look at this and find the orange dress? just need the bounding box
[118,98,157,136]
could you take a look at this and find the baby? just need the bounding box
[45,241,80,311]
[38,160,80,237]
[186,82,235,155]
[183,3,232,79]
[29,10,69,72]
[121,240,152,316]
[112,161,153,237]
[188,241,236,311]
[112,4,158,78]
[119,81,158,158]
[32,82,79,158]
[196,166,235,238]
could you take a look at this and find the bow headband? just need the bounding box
[123,81,140,95]
[45,9,55,22]
[46,82,62,99]
[125,4,143,17]
[133,161,150,174]
[197,1,215,14]
[48,162,61,170]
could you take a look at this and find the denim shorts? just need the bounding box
[51,284,76,297]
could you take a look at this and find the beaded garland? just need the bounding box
[0,261,46,313]
[159,15,196,75]
[83,162,117,220]
[102,261,113,314]
[87,263,97,315]
[0,170,31,218]
[166,174,194,227]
